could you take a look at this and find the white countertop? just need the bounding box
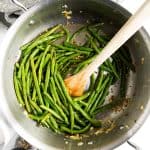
[113,0,150,149]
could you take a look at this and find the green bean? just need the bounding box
[116,46,132,64]
[28,114,41,122]
[56,52,75,60]
[59,61,71,73]
[44,62,51,92]
[53,102,69,124]
[100,65,113,73]
[14,70,24,106]
[14,23,134,135]
[93,98,126,115]
[30,48,41,58]
[42,121,50,128]
[30,100,43,114]
[25,61,30,76]
[20,42,32,51]
[35,53,43,70]
[90,38,101,53]
[84,91,96,112]
[41,113,51,123]
[78,101,88,107]
[57,73,101,127]
[86,75,110,112]
[21,24,62,51]
[23,33,64,56]
[74,113,86,126]
[42,54,51,68]
[56,107,69,125]
[24,48,41,77]
[96,72,105,92]
[44,92,56,107]
[89,74,95,91]
[50,52,56,76]
[38,45,50,84]
[41,24,63,39]
[40,105,63,121]
[17,79,23,94]
[85,71,104,111]
[62,26,70,42]
[74,125,82,130]
[32,88,36,101]
[90,23,105,28]
[73,56,95,74]
[30,58,44,105]
[49,115,59,130]
[15,63,20,69]
[44,97,50,108]
[61,123,91,134]
[74,92,90,101]
[53,44,90,55]
[26,72,31,99]
[44,92,68,123]
[90,77,113,114]
[58,53,79,67]
[117,52,135,72]
[37,45,45,50]
[88,27,106,45]
[49,78,60,104]
[21,65,31,112]
[69,105,74,131]
[64,42,93,52]
[53,76,68,107]
[106,59,120,79]
[112,57,122,77]
[17,54,29,79]
[46,119,60,133]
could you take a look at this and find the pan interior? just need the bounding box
[2,0,150,150]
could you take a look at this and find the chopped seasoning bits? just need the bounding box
[88,141,93,145]
[119,125,124,130]
[62,10,72,20]
[140,105,144,110]
[125,125,129,129]
[65,141,69,144]
[141,57,145,64]
[77,142,84,146]
[62,4,68,9]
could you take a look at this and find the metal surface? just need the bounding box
[0,0,149,150]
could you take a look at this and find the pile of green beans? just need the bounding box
[13,24,135,134]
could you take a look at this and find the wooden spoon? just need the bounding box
[65,0,150,97]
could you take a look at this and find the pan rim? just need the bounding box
[0,0,150,149]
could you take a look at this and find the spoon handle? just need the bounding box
[83,0,150,76]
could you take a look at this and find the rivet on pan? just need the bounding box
[29,20,35,25]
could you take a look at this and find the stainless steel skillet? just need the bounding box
[0,0,150,149]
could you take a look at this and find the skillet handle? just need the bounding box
[11,0,28,12]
